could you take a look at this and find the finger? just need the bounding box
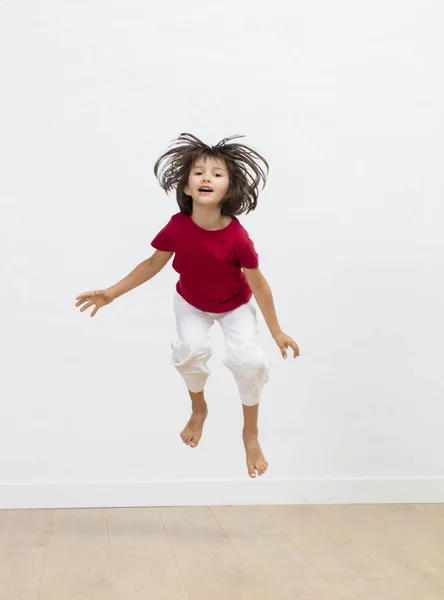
[76,291,96,301]
[76,293,92,302]
[90,306,99,317]
[290,341,299,358]
[285,340,299,358]
[76,297,90,307]
[80,301,93,312]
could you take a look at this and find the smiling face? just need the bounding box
[184,156,230,209]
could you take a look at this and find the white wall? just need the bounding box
[1,0,443,508]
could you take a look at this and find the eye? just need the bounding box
[194,171,222,177]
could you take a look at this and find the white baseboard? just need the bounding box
[1,477,443,509]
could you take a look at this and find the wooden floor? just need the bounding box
[1,504,443,599]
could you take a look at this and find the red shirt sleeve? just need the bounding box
[235,226,259,269]
[151,215,177,251]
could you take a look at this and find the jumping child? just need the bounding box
[75,133,299,478]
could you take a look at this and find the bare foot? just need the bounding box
[242,430,268,478]
[180,409,208,448]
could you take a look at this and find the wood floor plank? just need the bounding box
[367,504,444,564]
[38,509,113,600]
[211,505,342,600]
[48,508,108,542]
[106,507,188,600]
[1,503,443,600]
[0,509,52,600]
[264,505,416,600]
[315,504,444,600]
[158,506,259,600]
[414,503,444,523]
[0,546,46,600]
[0,509,52,548]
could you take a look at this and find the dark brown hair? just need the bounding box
[153,133,269,216]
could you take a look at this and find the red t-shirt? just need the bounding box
[151,212,259,313]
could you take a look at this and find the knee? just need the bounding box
[224,345,269,377]
[171,338,212,367]
[225,345,269,406]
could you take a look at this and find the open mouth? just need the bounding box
[199,187,213,193]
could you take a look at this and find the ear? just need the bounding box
[184,184,190,195]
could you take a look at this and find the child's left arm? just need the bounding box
[243,267,300,360]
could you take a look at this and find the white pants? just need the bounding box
[171,292,269,406]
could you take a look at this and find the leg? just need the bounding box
[218,300,270,477]
[181,390,208,448]
[242,403,269,478]
[172,293,214,447]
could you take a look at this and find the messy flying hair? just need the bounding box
[153,132,269,216]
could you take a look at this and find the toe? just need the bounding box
[248,465,257,478]
[257,461,266,475]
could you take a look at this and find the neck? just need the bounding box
[191,203,230,230]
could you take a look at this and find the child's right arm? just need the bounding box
[75,250,174,317]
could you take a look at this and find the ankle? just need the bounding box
[189,390,207,412]
[243,427,259,438]
[192,402,208,415]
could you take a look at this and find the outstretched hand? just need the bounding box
[273,331,300,359]
[75,289,114,317]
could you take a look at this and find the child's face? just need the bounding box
[184,156,230,209]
